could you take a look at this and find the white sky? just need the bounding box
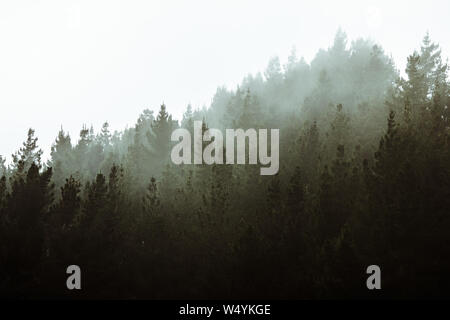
[0,0,449,162]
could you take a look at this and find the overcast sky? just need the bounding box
[0,0,449,162]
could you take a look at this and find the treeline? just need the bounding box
[0,31,449,299]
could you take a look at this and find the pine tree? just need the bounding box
[419,32,448,94]
[48,127,73,189]
[2,163,53,293]
[55,176,81,229]
[264,57,282,83]
[12,129,43,173]
[238,89,261,128]
[81,173,108,231]
[73,125,92,178]
[146,104,176,171]
[99,122,112,150]
[47,175,82,277]
[182,104,194,132]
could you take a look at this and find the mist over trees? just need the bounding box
[0,30,449,299]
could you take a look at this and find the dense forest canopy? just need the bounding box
[0,30,449,298]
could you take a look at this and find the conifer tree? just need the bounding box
[12,129,43,173]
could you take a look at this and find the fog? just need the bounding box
[1,0,449,162]
[1,0,450,299]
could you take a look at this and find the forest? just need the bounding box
[0,30,449,299]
